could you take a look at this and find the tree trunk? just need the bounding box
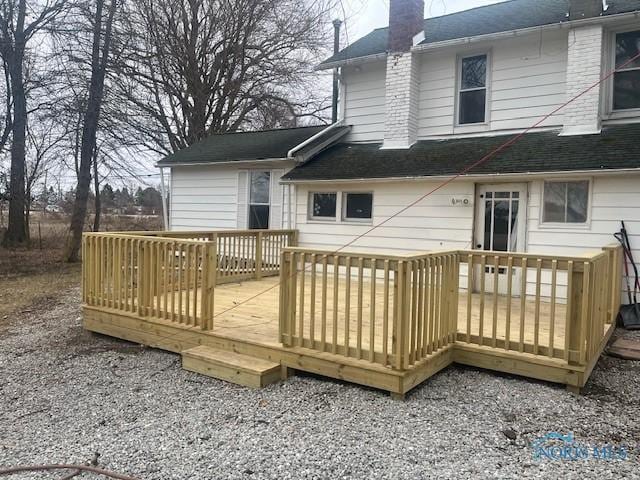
[3,48,28,247]
[92,156,101,232]
[65,0,116,262]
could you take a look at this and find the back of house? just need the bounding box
[157,0,640,299]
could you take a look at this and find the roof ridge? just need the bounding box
[369,0,527,32]
[211,125,326,136]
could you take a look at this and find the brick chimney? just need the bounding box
[388,0,425,52]
[382,0,424,149]
[568,0,604,20]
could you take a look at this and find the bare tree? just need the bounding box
[24,111,67,232]
[113,0,335,155]
[64,0,118,262]
[0,0,67,246]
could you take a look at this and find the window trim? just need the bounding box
[539,178,592,229]
[455,51,491,127]
[248,170,271,229]
[607,28,640,117]
[308,191,338,221]
[341,191,374,223]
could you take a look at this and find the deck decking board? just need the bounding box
[84,274,613,394]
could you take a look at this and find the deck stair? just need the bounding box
[181,346,282,388]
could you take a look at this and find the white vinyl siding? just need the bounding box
[413,30,567,137]
[170,165,239,230]
[269,169,285,229]
[296,181,475,252]
[293,174,639,302]
[169,163,293,231]
[527,174,640,301]
[237,170,248,229]
[295,180,476,288]
[342,61,386,142]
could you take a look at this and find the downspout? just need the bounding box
[159,167,169,230]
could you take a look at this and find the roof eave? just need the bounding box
[281,167,640,184]
[155,157,293,168]
[316,10,640,70]
[316,52,389,71]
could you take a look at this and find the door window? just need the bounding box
[482,190,520,252]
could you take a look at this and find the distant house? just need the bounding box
[157,0,640,287]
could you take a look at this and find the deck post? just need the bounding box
[393,260,409,370]
[279,250,291,345]
[602,244,622,324]
[255,231,263,280]
[567,265,586,367]
[200,241,216,330]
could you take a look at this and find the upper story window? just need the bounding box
[613,30,640,111]
[458,54,488,124]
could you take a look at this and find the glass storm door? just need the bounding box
[249,171,270,229]
[474,184,527,295]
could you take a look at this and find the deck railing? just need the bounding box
[279,244,622,371]
[458,244,622,366]
[83,231,621,373]
[278,249,459,370]
[82,229,297,329]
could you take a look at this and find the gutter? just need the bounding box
[287,120,345,159]
[316,10,640,70]
[413,11,640,53]
[280,167,640,184]
[155,157,293,168]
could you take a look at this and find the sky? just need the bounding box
[339,0,504,44]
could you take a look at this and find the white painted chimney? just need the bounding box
[561,23,605,135]
[382,0,424,149]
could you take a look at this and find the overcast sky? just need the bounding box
[339,0,504,44]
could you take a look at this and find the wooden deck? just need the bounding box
[82,231,622,397]
[147,276,580,353]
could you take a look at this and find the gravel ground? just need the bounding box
[1,286,639,479]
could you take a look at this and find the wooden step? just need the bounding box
[181,346,282,388]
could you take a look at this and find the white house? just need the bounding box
[157,0,640,299]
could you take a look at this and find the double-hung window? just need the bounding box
[248,171,270,229]
[613,30,640,111]
[458,54,488,124]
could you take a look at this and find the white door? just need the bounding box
[474,184,527,295]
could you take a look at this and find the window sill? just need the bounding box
[342,219,373,225]
[537,222,591,230]
[603,108,640,121]
[307,218,337,224]
[453,123,491,135]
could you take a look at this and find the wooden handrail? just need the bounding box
[83,233,620,372]
[83,229,297,330]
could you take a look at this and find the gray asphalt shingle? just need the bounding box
[320,0,640,67]
[282,124,640,181]
[157,126,328,166]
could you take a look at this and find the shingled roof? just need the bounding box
[157,125,348,166]
[282,124,640,182]
[319,0,640,68]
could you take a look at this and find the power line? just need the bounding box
[211,48,640,321]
